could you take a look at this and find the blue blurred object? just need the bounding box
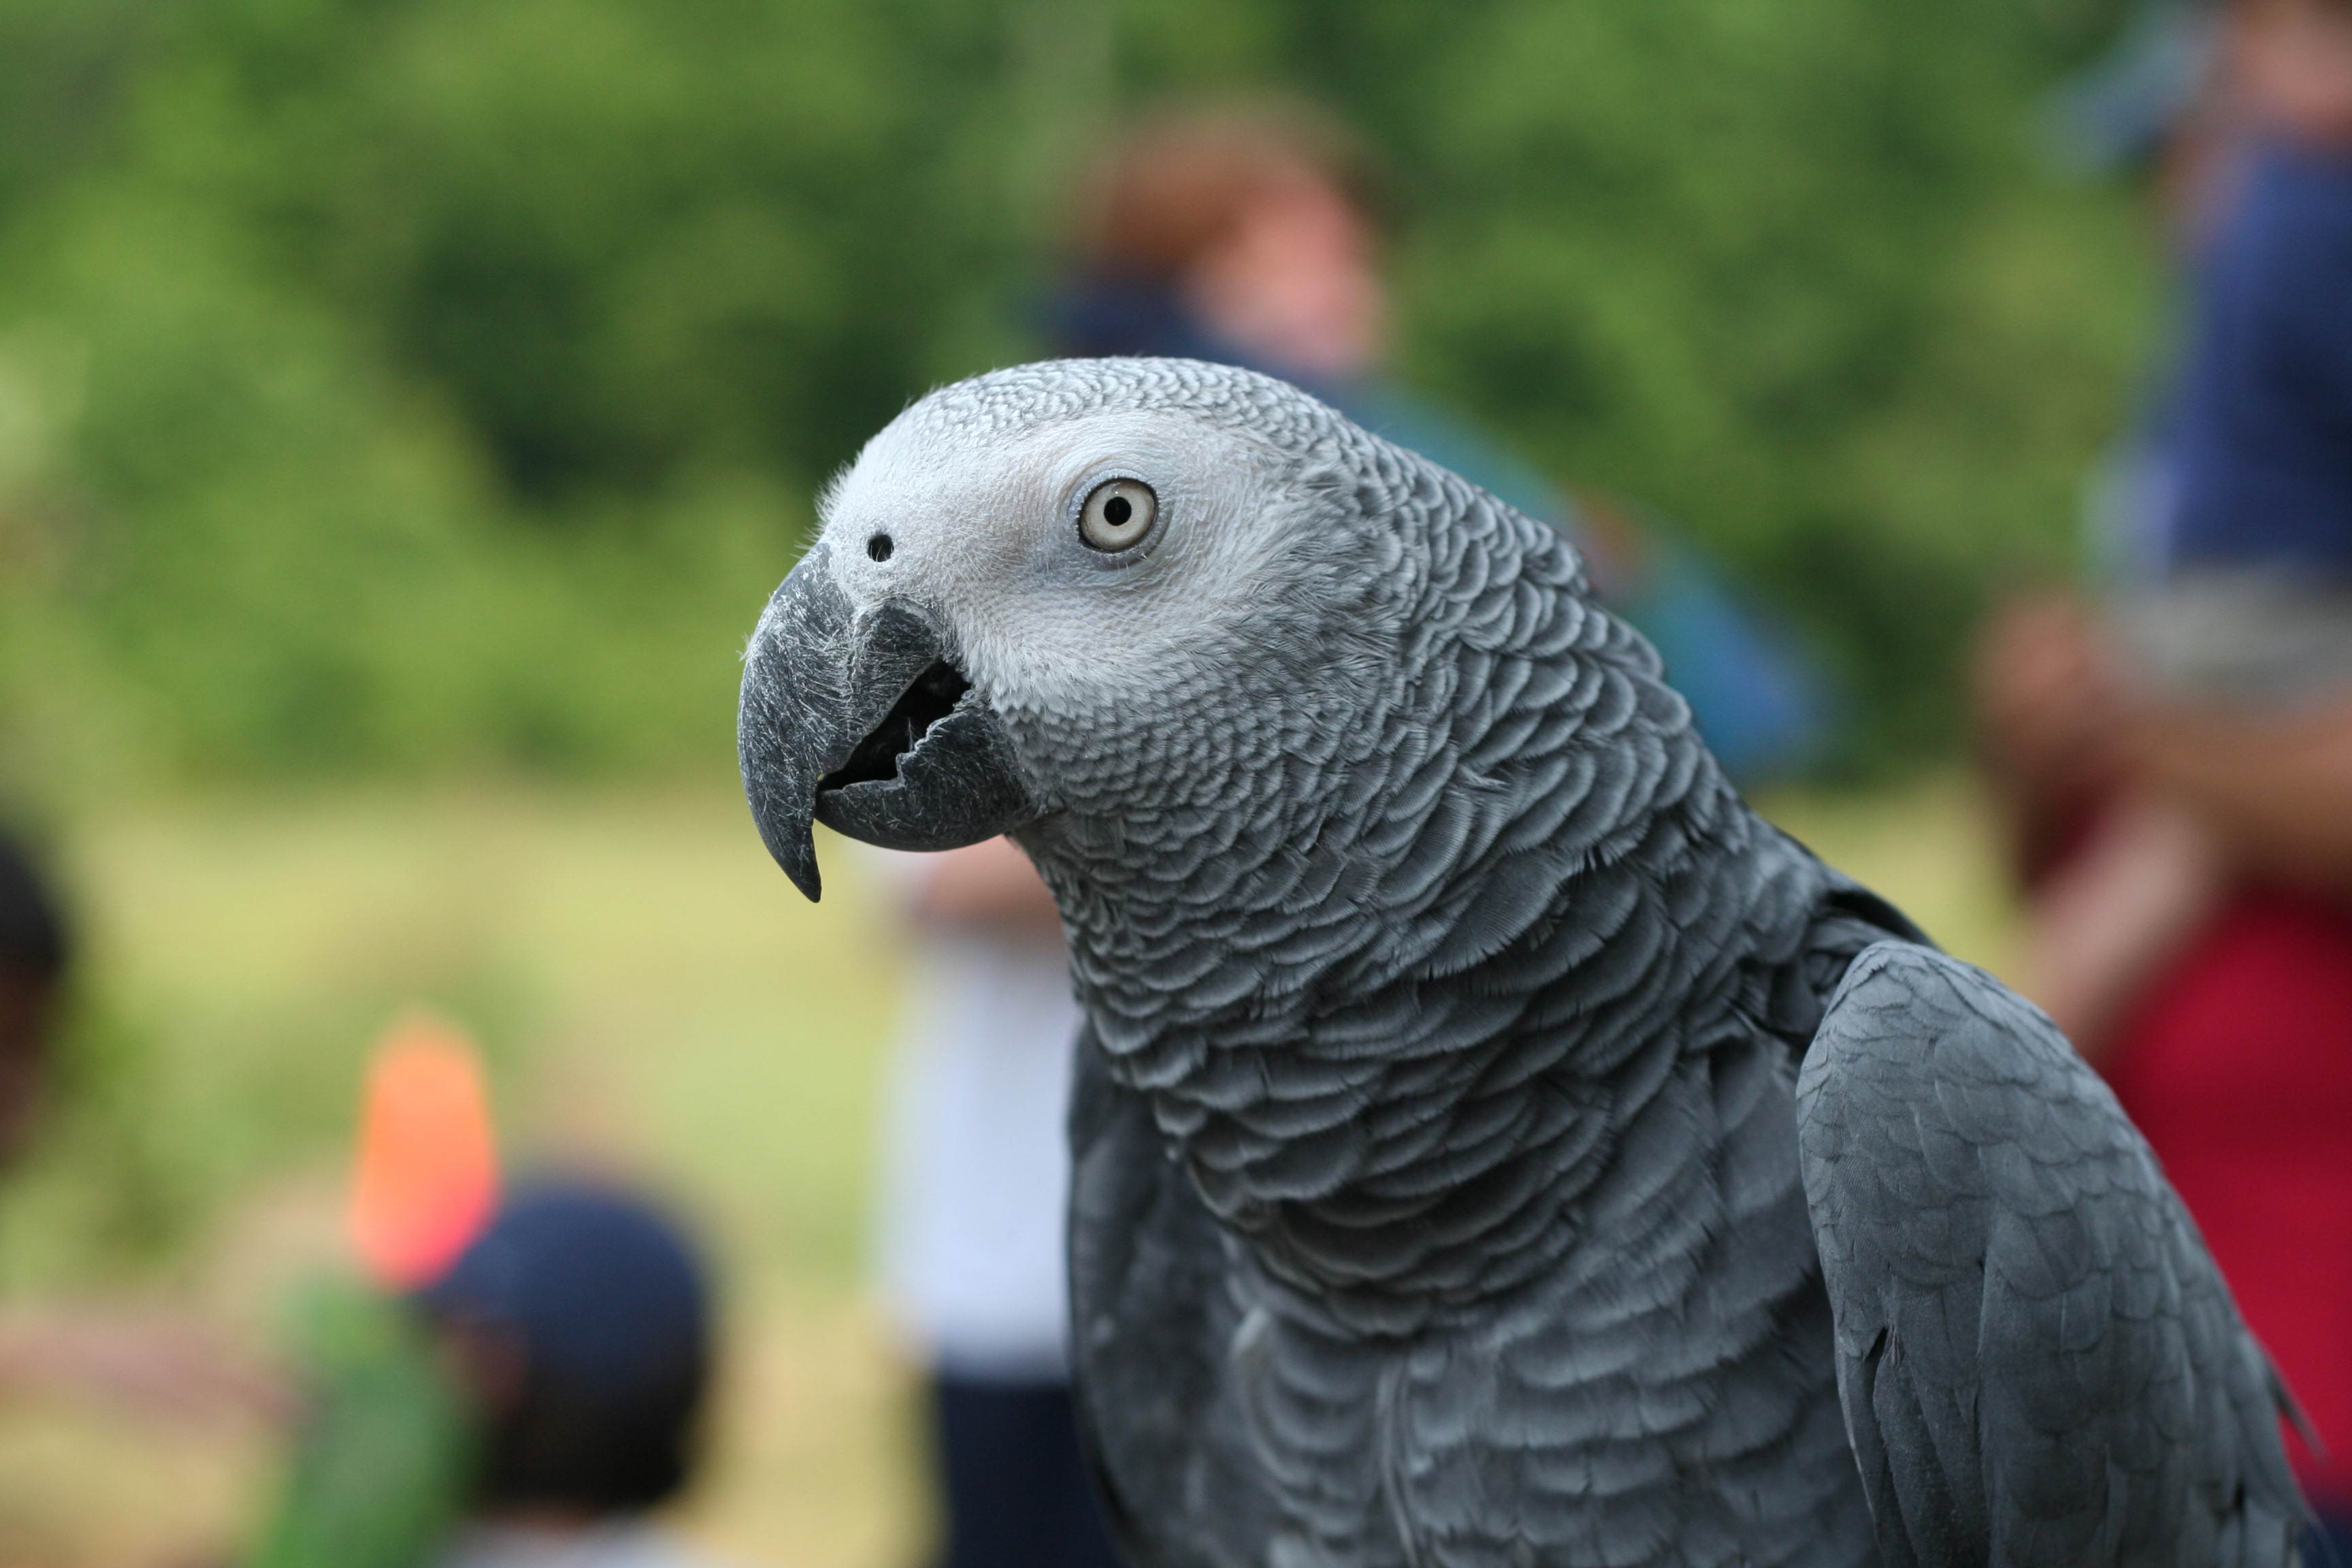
[2308,1508,2352,1568]
[2163,140,2352,577]
[1047,280,1829,783]
[419,1181,708,1401]
[1603,529,1827,785]
[2093,135,2352,593]
[2042,0,2220,175]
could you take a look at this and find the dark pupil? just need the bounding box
[1103,494,1132,527]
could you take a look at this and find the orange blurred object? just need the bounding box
[348,1013,500,1290]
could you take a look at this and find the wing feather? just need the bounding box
[1797,942,2304,1568]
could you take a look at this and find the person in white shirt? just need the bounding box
[871,836,1120,1568]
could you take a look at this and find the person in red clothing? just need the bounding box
[1978,0,2352,1553]
[1981,609,2352,1539]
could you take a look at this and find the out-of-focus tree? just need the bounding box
[0,0,2160,779]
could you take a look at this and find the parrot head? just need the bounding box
[739,357,1410,900]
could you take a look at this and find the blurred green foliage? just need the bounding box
[0,0,2160,785]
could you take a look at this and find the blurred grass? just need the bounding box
[1756,773,2022,978]
[0,774,2018,1567]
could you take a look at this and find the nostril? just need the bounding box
[867,534,894,562]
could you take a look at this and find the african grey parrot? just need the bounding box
[738,357,2305,1567]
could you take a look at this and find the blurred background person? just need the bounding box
[1976,0,2352,1548]
[1049,99,1826,785]
[871,836,1119,1568]
[255,1179,738,1568]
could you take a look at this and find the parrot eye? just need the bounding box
[1078,478,1158,553]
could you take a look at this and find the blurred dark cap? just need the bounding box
[420,1180,708,1403]
[0,831,69,989]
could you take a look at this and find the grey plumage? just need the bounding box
[737,357,2305,1567]
[1802,947,2299,1567]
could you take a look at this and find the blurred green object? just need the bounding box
[246,1276,475,1568]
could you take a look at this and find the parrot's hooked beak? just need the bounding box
[739,547,1040,901]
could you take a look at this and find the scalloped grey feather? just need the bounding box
[737,357,2306,1567]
